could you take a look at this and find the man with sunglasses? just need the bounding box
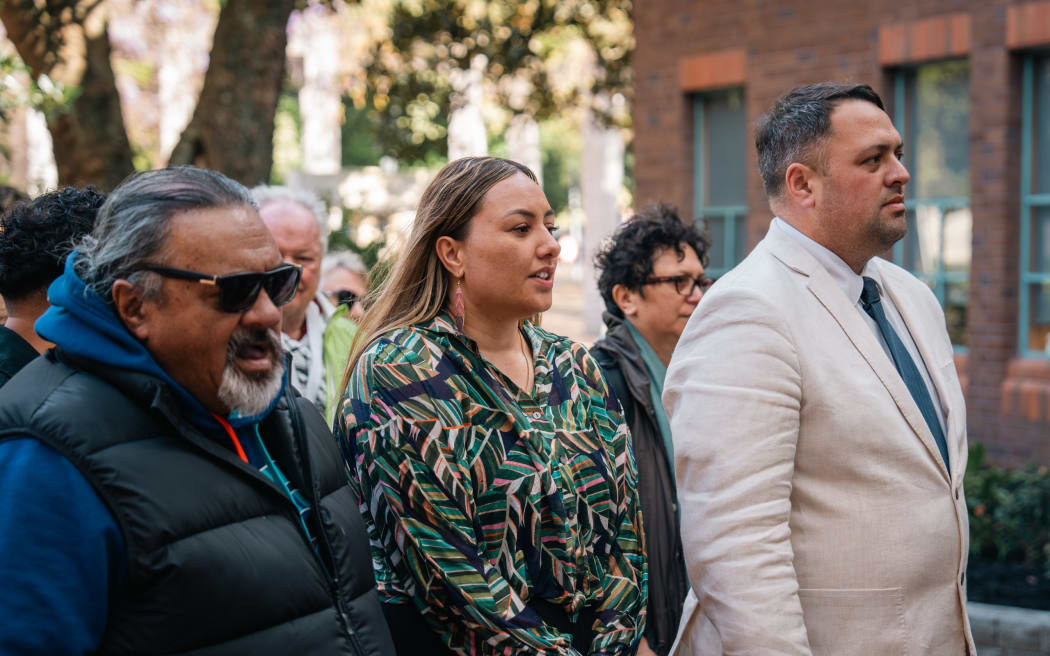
[590,203,709,656]
[253,186,358,425]
[0,166,395,655]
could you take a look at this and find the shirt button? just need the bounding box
[532,411,542,419]
[955,489,960,500]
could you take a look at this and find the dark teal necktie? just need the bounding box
[860,277,950,475]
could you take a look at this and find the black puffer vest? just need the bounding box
[0,350,395,656]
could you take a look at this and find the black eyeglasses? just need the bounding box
[137,263,302,313]
[644,274,713,296]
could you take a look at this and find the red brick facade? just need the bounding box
[633,0,1050,465]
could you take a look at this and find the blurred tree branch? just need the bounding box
[362,0,633,161]
[0,0,134,189]
[0,0,333,189]
[168,0,298,185]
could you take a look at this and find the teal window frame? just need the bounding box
[889,64,971,351]
[692,89,748,278]
[1018,52,1050,359]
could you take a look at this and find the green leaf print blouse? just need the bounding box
[337,312,648,655]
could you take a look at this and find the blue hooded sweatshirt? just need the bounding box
[0,254,293,655]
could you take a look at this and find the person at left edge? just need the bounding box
[0,186,104,387]
[0,166,396,656]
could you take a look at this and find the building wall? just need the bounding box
[634,0,1050,465]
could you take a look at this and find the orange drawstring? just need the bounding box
[211,413,249,463]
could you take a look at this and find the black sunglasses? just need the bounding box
[329,289,358,308]
[137,263,302,313]
[644,274,713,296]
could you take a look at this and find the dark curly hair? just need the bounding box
[0,185,27,216]
[0,186,105,302]
[594,203,709,318]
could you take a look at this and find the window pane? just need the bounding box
[703,215,726,271]
[1030,205,1050,273]
[1027,282,1050,353]
[898,206,942,275]
[704,90,747,207]
[907,60,970,199]
[945,280,968,347]
[942,206,972,274]
[734,214,748,264]
[1035,56,1050,195]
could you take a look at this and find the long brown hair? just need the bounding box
[339,156,537,395]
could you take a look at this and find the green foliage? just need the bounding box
[539,117,581,214]
[0,53,80,122]
[966,443,1050,579]
[364,0,632,161]
[327,222,386,272]
[271,90,303,185]
[340,98,384,167]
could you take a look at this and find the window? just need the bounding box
[890,60,971,347]
[693,88,747,277]
[1019,53,1050,357]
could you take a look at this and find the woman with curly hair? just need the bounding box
[336,157,651,655]
[591,205,709,655]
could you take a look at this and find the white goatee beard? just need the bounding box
[216,328,285,417]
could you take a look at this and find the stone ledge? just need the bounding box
[968,602,1050,653]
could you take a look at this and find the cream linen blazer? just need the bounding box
[664,224,974,655]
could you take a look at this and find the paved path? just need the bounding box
[542,278,598,346]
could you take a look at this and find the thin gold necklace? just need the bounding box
[519,328,533,394]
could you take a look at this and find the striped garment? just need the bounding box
[281,299,328,412]
[337,313,648,655]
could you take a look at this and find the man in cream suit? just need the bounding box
[665,82,974,655]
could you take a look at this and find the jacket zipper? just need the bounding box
[287,393,367,656]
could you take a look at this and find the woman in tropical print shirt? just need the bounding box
[336,157,651,655]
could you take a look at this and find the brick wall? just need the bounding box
[634,0,1050,465]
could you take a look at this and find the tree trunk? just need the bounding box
[0,2,135,190]
[168,0,295,186]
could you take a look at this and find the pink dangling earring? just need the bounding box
[452,278,466,332]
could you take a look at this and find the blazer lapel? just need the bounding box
[763,229,951,483]
[876,264,962,480]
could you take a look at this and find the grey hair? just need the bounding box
[250,185,328,253]
[322,250,367,277]
[76,166,257,302]
[755,82,885,199]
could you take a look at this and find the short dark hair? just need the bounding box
[755,82,885,198]
[594,203,709,318]
[0,186,104,301]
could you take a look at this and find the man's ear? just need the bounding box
[435,235,466,279]
[612,284,639,317]
[784,162,818,209]
[111,280,152,340]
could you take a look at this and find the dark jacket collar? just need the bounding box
[0,325,39,386]
[591,312,656,415]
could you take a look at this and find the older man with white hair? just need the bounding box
[253,185,357,423]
